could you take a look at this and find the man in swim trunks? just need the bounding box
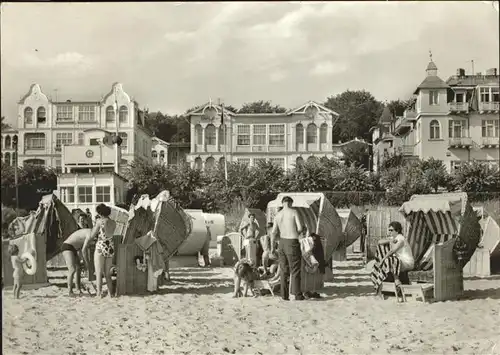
[239,213,260,263]
[61,228,92,296]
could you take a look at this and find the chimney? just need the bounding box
[485,68,498,76]
[456,68,465,77]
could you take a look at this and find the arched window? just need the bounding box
[119,106,128,123]
[24,158,45,167]
[152,150,157,158]
[219,157,225,168]
[24,107,33,124]
[320,123,328,144]
[219,125,226,145]
[37,107,46,123]
[205,124,216,145]
[106,106,115,122]
[194,157,202,170]
[296,124,304,144]
[159,151,165,162]
[5,135,11,149]
[306,123,317,144]
[195,124,203,145]
[296,156,304,166]
[205,157,215,169]
[4,152,11,166]
[430,120,441,139]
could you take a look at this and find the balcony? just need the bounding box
[392,117,412,136]
[448,137,472,148]
[399,145,415,156]
[478,102,500,113]
[481,137,500,148]
[448,102,469,113]
[63,145,117,167]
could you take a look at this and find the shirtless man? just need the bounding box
[271,196,305,301]
[61,228,92,296]
[239,213,260,263]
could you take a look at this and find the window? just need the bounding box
[482,120,499,137]
[306,123,317,144]
[253,125,266,145]
[269,124,285,146]
[205,124,216,145]
[448,120,467,138]
[78,186,93,203]
[296,157,304,166]
[60,187,75,203]
[57,106,73,121]
[480,88,490,103]
[492,87,500,103]
[78,105,96,121]
[320,123,328,144]
[195,124,203,145]
[4,136,11,149]
[55,132,73,151]
[78,133,84,145]
[106,106,115,122]
[24,107,33,123]
[24,133,45,150]
[37,107,46,123]
[119,106,128,123]
[205,157,215,169]
[55,159,61,171]
[152,150,158,158]
[194,157,202,170]
[237,125,250,146]
[159,151,165,161]
[296,124,304,144]
[219,125,226,145]
[237,158,251,165]
[4,152,10,166]
[253,158,266,166]
[429,91,439,105]
[429,120,441,139]
[119,132,128,150]
[96,186,111,203]
[455,93,465,103]
[269,158,285,169]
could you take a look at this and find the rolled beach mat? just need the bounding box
[365,259,376,272]
[21,252,37,275]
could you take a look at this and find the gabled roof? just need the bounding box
[152,137,170,146]
[18,83,50,104]
[378,105,393,125]
[413,75,449,94]
[186,102,236,116]
[287,100,339,117]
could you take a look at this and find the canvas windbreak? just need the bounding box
[400,193,481,270]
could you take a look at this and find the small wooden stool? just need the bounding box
[399,283,434,302]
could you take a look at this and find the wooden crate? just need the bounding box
[116,243,148,296]
[463,248,490,277]
[2,233,48,288]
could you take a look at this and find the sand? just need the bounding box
[3,254,500,355]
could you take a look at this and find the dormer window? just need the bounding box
[37,107,46,123]
[429,91,439,105]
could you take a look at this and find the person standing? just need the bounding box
[271,196,305,301]
[82,204,116,298]
[239,213,260,264]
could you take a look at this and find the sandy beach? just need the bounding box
[3,254,500,355]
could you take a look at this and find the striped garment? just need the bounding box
[370,243,402,290]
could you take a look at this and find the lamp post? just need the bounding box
[12,135,19,210]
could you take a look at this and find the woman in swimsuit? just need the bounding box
[82,203,116,298]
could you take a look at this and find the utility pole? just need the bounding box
[12,135,19,210]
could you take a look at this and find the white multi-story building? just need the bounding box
[390,59,499,172]
[13,82,153,171]
[186,101,340,170]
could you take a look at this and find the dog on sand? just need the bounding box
[232,259,258,298]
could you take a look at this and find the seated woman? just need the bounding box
[371,221,414,297]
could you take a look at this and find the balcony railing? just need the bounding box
[448,137,472,148]
[481,137,500,147]
[448,102,469,112]
[391,117,412,136]
[479,102,500,112]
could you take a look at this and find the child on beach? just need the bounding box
[9,244,28,299]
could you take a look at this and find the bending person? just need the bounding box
[371,221,414,297]
[271,196,305,301]
[82,203,117,298]
[62,228,92,296]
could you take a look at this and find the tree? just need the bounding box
[324,90,383,143]
[386,98,415,118]
[419,158,451,192]
[238,100,287,114]
[452,161,500,192]
[145,112,190,143]
[1,116,11,131]
[340,141,370,169]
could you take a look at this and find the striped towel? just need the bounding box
[370,243,402,290]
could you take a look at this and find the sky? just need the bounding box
[1,1,499,127]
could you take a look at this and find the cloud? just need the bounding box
[311,61,349,76]
[17,51,93,72]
